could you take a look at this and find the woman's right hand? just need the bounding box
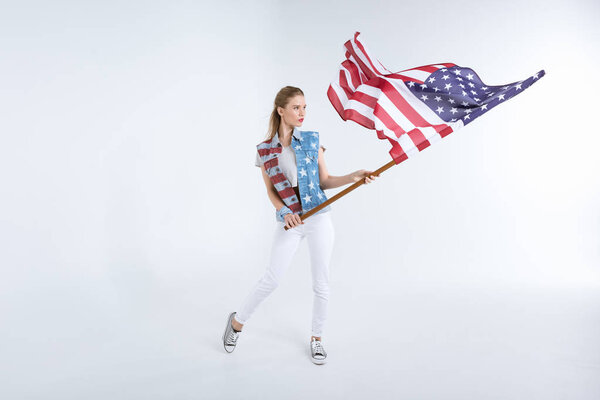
[284,213,304,229]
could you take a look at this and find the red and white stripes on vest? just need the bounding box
[256,133,302,213]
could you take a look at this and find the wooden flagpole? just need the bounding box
[284,159,398,230]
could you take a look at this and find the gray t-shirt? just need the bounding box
[255,142,326,188]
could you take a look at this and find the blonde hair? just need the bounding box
[265,86,304,140]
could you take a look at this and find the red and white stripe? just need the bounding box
[327,31,464,164]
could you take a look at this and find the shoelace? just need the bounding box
[226,329,239,345]
[311,340,325,356]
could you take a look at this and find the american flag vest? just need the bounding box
[256,127,332,219]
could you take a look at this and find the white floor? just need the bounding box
[2,281,599,399]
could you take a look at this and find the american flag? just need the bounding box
[327,32,545,164]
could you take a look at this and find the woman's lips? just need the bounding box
[299,118,304,122]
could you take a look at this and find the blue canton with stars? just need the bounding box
[405,66,545,125]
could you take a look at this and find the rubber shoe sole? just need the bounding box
[311,355,327,365]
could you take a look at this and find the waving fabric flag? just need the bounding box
[327,32,546,164]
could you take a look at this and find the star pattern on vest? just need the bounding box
[311,142,316,149]
[305,156,311,164]
[308,182,315,190]
[295,145,301,150]
[317,192,323,199]
[311,169,317,175]
[299,168,307,177]
[303,193,312,203]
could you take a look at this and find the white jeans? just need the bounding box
[235,211,335,337]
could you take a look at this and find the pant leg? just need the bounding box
[305,212,335,337]
[235,221,304,325]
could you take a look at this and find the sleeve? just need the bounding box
[255,152,262,167]
[276,205,293,221]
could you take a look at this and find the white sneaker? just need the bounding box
[222,311,240,353]
[310,337,327,364]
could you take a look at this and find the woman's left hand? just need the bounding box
[351,169,379,184]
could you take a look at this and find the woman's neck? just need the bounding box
[278,124,294,147]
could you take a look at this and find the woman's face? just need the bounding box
[278,95,306,128]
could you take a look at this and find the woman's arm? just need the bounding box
[318,147,378,190]
[318,147,353,190]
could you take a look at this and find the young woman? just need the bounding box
[222,86,378,364]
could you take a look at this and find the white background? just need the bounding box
[0,0,598,399]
